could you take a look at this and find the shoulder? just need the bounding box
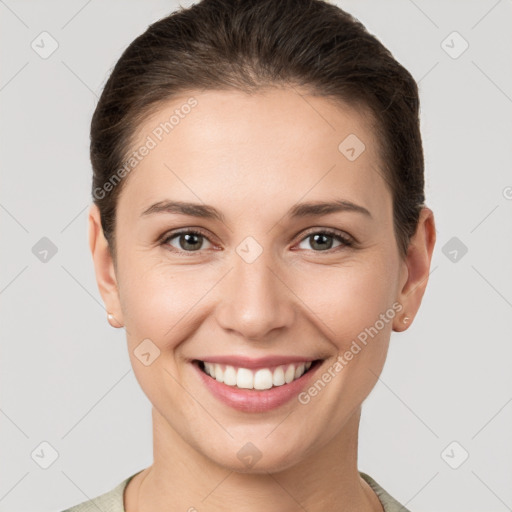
[60,472,139,512]
[359,471,412,512]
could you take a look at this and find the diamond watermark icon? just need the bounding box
[236,236,263,264]
[134,338,161,366]
[32,237,58,263]
[31,31,59,59]
[237,442,262,468]
[31,441,59,469]
[338,134,366,161]
[442,236,468,263]
[441,31,469,59]
[441,441,469,469]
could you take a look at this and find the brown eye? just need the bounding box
[162,230,213,253]
[297,229,353,252]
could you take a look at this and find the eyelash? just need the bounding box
[159,227,355,256]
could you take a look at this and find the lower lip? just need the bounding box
[192,360,322,413]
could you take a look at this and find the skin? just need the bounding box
[89,86,436,512]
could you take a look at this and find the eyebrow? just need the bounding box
[140,199,372,221]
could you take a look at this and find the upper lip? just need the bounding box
[193,355,320,369]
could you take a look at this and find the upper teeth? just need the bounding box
[202,361,313,390]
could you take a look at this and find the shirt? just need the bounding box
[61,470,411,512]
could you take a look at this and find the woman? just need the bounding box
[63,0,435,510]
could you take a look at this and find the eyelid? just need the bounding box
[298,226,353,241]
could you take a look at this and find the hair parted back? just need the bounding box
[91,0,425,261]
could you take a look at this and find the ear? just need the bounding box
[88,203,124,328]
[393,207,436,332]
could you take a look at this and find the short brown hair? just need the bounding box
[91,0,425,260]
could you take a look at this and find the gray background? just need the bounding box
[1,1,511,511]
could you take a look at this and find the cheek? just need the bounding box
[291,253,399,347]
[118,255,217,346]
[118,263,209,397]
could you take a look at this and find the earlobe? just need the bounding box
[393,207,436,333]
[88,203,124,327]
[107,312,124,329]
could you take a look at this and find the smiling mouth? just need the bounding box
[194,359,321,391]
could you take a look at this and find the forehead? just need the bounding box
[118,87,390,222]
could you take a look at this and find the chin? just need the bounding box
[200,438,308,475]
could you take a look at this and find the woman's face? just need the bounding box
[90,87,433,472]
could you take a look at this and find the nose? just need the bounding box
[215,246,295,341]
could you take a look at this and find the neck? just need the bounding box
[125,406,382,512]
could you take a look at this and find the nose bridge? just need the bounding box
[216,238,293,339]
